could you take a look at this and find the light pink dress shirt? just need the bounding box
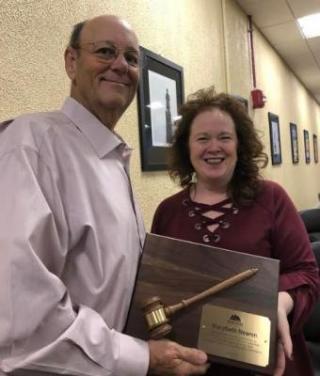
[0,98,149,376]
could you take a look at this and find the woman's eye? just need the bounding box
[197,137,208,142]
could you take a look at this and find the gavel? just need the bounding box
[141,267,258,339]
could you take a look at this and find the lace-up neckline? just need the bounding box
[181,187,239,244]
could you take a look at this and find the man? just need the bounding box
[0,15,208,376]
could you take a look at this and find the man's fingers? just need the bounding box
[177,362,210,375]
[148,339,209,375]
[177,345,208,365]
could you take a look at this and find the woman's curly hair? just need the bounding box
[169,86,268,206]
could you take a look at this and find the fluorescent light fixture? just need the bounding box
[298,13,320,39]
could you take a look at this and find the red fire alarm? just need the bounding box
[251,89,266,109]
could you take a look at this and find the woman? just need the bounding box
[151,87,319,376]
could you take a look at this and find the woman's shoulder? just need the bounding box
[259,179,286,194]
[156,188,189,210]
[152,187,189,233]
[255,179,293,210]
[258,179,289,198]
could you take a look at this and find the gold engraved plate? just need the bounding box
[198,304,270,367]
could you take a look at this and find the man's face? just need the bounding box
[65,16,140,127]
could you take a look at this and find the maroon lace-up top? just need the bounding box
[151,180,320,376]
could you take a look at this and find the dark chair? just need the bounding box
[300,209,320,242]
[303,241,320,375]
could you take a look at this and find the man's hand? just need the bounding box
[148,339,209,375]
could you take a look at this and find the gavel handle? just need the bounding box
[165,268,258,316]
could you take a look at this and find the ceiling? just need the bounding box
[234,0,320,104]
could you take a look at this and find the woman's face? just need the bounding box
[188,108,238,190]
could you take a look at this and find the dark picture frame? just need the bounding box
[268,112,282,165]
[137,47,184,171]
[304,130,311,164]
[313,134,318,163]
[289,122,299,164]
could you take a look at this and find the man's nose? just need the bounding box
[110,53,129,74]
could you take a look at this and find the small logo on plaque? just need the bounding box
[228,314,242,324]
[198,304,270,367]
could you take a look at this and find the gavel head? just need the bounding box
[141,296,172,339]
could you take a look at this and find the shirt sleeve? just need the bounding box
[0,146,149,375]
[270,182,320,334]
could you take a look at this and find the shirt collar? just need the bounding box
[61,97,130,159]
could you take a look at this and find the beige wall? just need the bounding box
[223,1,320,211]
[1,0,320,230]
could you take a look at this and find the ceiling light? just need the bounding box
[298,13,320,38]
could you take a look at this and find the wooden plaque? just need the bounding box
[125,233,279,375]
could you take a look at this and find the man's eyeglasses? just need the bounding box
[74,41,140,68]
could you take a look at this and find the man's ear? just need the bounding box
[65,47,78,80]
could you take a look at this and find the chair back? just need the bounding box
[303,241,320,342]
[303,241,320,375]
[300,209,320,242]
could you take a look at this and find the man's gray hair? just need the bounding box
[68,21,86,48]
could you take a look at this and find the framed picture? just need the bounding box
[289,123,299,164]
[304,130,311,163]
[268,112,282,165]
[137,46,184,171]
[313,134,318,163]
